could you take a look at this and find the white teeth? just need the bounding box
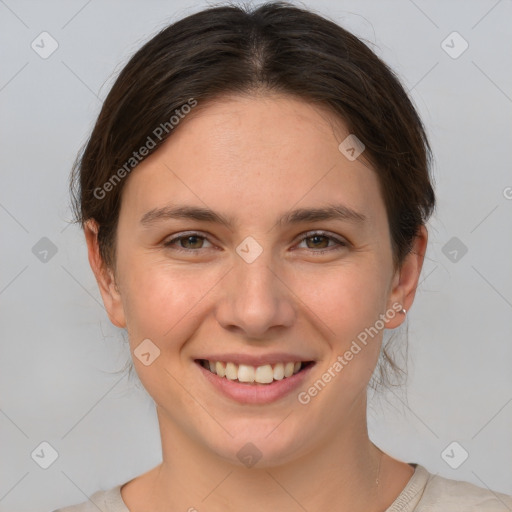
[255,364,274,384]
[201,359,306,384]
[273,363,284,380]
[284,362,295,378]
[215,361,226,377]
[225,362,238,380]
[238,364,255,383]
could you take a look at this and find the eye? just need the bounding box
[163,232,214,252]
[162,230,348,255]
[295,231,348,254]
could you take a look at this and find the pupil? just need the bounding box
[185,236,201,248]
[309,235,327,248]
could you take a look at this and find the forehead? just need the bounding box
[120,93,386,230]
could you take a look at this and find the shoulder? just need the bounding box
[50,484,127,512]
[416,465,512,511]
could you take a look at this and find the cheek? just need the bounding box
[291,262,388,336]
[291,263,388,392]
[118,255,223,347]
[118,261,212,400]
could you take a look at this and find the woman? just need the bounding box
[54,2,512,511]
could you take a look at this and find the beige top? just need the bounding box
[53,463,512,511]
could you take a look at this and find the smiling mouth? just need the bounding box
[196,359,315,385]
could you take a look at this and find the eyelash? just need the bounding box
[163,230,348,255]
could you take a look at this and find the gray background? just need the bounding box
[1,0,511,510]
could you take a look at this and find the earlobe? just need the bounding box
[84,220,126,329]
[385,225,428,329]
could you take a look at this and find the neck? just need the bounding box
[143,397,387,512]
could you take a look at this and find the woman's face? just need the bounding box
[90,93,425,466]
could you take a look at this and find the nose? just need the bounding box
[214,254,296,339]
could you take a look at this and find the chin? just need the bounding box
[199,416,315,469]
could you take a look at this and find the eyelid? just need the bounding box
[163,229,348,253]
[163,231,215,250]
[295,229,348,245]
[293,230,349,252]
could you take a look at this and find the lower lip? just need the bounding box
[196,362,315,404]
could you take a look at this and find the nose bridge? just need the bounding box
[237,254,278,304]
[215,246,295,337]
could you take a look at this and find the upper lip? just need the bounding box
[195,353,316,366]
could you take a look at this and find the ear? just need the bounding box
[84,219,126,328]
[385,225,428,329]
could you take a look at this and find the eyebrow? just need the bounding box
[140,203,367,229]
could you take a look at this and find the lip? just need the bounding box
[195,358,316,404]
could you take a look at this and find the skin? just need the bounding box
[85,92,427,511]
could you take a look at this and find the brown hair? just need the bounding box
[71,1,436,389]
